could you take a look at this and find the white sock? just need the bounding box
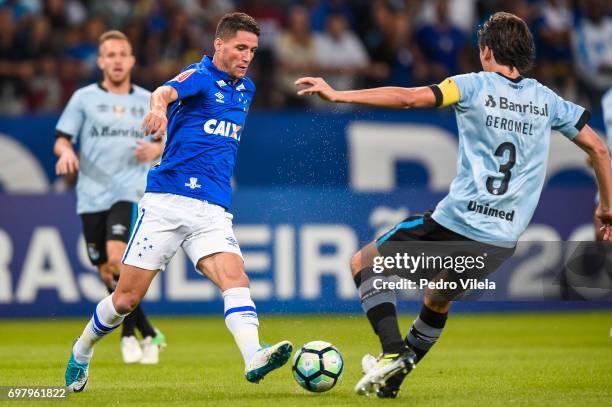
[223,287,261,366]
[73,294,126,364]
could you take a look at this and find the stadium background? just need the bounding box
[1,0,612,319]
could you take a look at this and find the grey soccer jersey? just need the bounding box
[432,72,589,247]
[56,83,152,214]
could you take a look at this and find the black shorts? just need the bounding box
[80,201,138,266]
[376,211,473,248]
[375,211,515,300]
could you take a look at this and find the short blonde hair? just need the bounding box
[98,30,131,51]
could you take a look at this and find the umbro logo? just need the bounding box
[111,224,127,236]
[225,236,239,247]
[236,83,246,91]
[216,80,226,87]
[215,92,225,103]
[485,95,496,108]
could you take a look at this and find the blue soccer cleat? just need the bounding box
[65,350,89,392]
[245,340,293,384]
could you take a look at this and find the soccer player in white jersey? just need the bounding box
[55,31,166,366]
[64,13,292,392]
[297,12,612,398]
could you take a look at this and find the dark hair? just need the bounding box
[477,12,535,72]
[215,12,260,40]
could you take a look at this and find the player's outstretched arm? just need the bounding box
[573,125,612,240]
[53,136,79,175]
[295,77,437,109]
[142,85,179,138]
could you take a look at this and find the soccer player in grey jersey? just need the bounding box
[297,12,612,398]
[54,31,166,365]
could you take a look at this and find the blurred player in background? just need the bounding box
[297,12,612,398]
[64,13,292,393]
[54,30,166,367]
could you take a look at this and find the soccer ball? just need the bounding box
[292,340,344,392]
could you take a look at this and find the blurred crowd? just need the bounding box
[0,0,610,114]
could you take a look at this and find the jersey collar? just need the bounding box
[202,55,244,87]
[495,72,524,83]
[97,82,134,94]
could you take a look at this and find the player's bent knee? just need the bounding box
[222,268,249,288]
[196,252,249,289]
[112,291,140,314]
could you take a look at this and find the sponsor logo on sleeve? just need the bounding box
[173,69,196,83]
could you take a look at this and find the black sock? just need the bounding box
[381,304,448,392]
[405,303,448,362]
[121,310,137,337]
[354,269,405,354]
[352,270,363,289]
[134,305,156,338]
[367,303,406,354]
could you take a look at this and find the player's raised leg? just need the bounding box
[65,265,158,392]
[196,252,292,383]
[350,241,416,396]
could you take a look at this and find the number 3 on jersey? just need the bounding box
[486,142,516,196]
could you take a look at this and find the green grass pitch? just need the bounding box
[0,312,610,406]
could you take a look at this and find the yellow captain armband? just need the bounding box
[429,78,461,108]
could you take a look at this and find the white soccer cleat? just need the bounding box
[140,336,159,365]
[361,353,378,374]
[121,336,143,364]
[245,340,293,384]
[354,352,416,396]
